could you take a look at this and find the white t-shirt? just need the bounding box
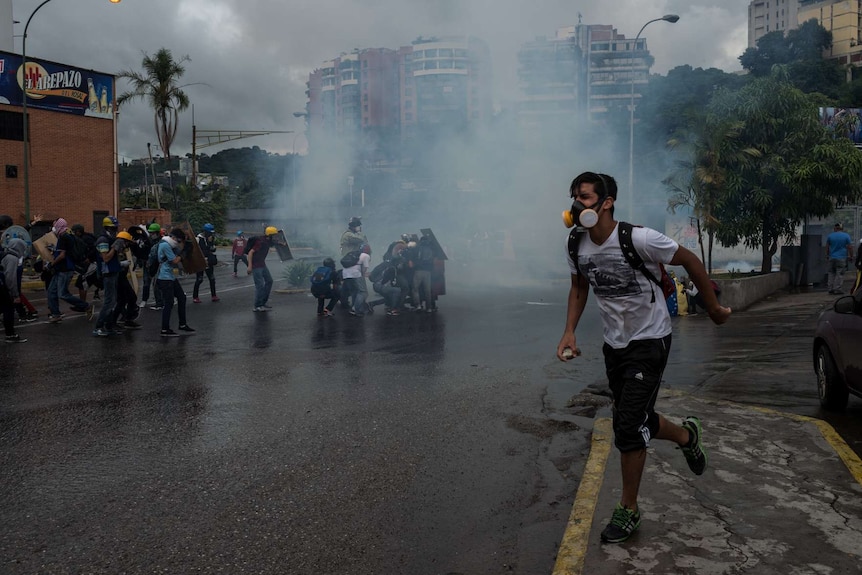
[566,224,679,349]
[342,252,370,279]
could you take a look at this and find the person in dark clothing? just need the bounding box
[311,257,341,317]
[1,238,29,342]
[193,223,219,303]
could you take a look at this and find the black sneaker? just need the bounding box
[680,416,708,475]
[123,320,142,330]
[178,325,196,333]
[600,503,641,544]
[5,334,27,343]
[160,329,179,337]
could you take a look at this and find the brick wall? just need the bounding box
[0,103,116,234]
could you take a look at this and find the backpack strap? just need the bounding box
[617,221,662,303]
[567,228,583,277]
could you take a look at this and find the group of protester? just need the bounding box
[309,216,440,318]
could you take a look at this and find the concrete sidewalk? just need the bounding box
[553,391,862,574]
[552,282,862,574]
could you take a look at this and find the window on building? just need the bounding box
[439,49,453,57]
[405,100,412,109]
[425,49,437,58]
[405,112,413,121]
[0,110,25,142]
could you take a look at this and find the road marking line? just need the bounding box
[552,417,612,575]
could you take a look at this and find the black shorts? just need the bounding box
[603,334,672,453]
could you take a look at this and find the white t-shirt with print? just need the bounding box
[566,224,679,349]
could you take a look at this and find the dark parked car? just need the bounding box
[813,290,862,410]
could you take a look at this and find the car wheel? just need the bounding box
[816,344,849,411]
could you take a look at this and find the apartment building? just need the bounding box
[306,36,492,150]
[799,0,862,78]
[516,23,658,125]
[400,36,492,141]
[748,0,801,48]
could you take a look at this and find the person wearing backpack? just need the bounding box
[342,243,371,316]
[45,218,93,322]
[556,171,731,544]
[340,216,367,256]
[310,257,341,317]
[193,223,219,303]
[368,258,403,315]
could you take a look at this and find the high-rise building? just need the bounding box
[305,36,492,151]
[798,0,862,79]
[516,23,658,126]
[748,0,801,48]
[516,27,583,130]
[399,36,492,142]
[305,47,399,141]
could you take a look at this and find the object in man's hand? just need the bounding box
[562,347,580,359]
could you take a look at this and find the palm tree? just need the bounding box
[664,114,760,273]
[117,48,193,209]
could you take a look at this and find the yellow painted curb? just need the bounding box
[747,405,862,488]
[664,390,862,488]
[552,417,612,575]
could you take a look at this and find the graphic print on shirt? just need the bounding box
[579,253,642,298]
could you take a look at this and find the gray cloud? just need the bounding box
[12,0,750,159]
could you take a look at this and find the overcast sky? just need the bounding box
[11,0,751,160]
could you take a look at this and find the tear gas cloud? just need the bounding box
[12,0,751,284]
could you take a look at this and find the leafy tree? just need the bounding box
[709,69,862,272]
[664,114,761,272]
[117,48,195,205]
[739,20,844,98]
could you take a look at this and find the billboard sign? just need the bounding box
[0,51,114,119]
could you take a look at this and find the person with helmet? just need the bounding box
[340,216,367,256]
[246,226,279,311]
[45,217,93,323]
[156,228,195,336]
[193,223,219,303]
[140,223,163,309]
[110,230,142,331]
[231,230,249,278]
[92,216,125,336]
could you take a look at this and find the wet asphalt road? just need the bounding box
[1,261,860,574]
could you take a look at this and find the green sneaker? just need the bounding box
[681,416,708,475]
[600,502,641,544]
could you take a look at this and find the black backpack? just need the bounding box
[340,250,361,269]
[568,221,676,303]
[146,243,161,277]
[368,261,395,284]
[243,236,259,256]
[68,234,89,271]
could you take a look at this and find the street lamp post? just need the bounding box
[627,14,679,222]
[20,0,121,222]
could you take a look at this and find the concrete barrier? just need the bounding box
[713,271,790,311]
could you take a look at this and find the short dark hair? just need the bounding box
[170,229,186,241]
[569,172,617,200]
